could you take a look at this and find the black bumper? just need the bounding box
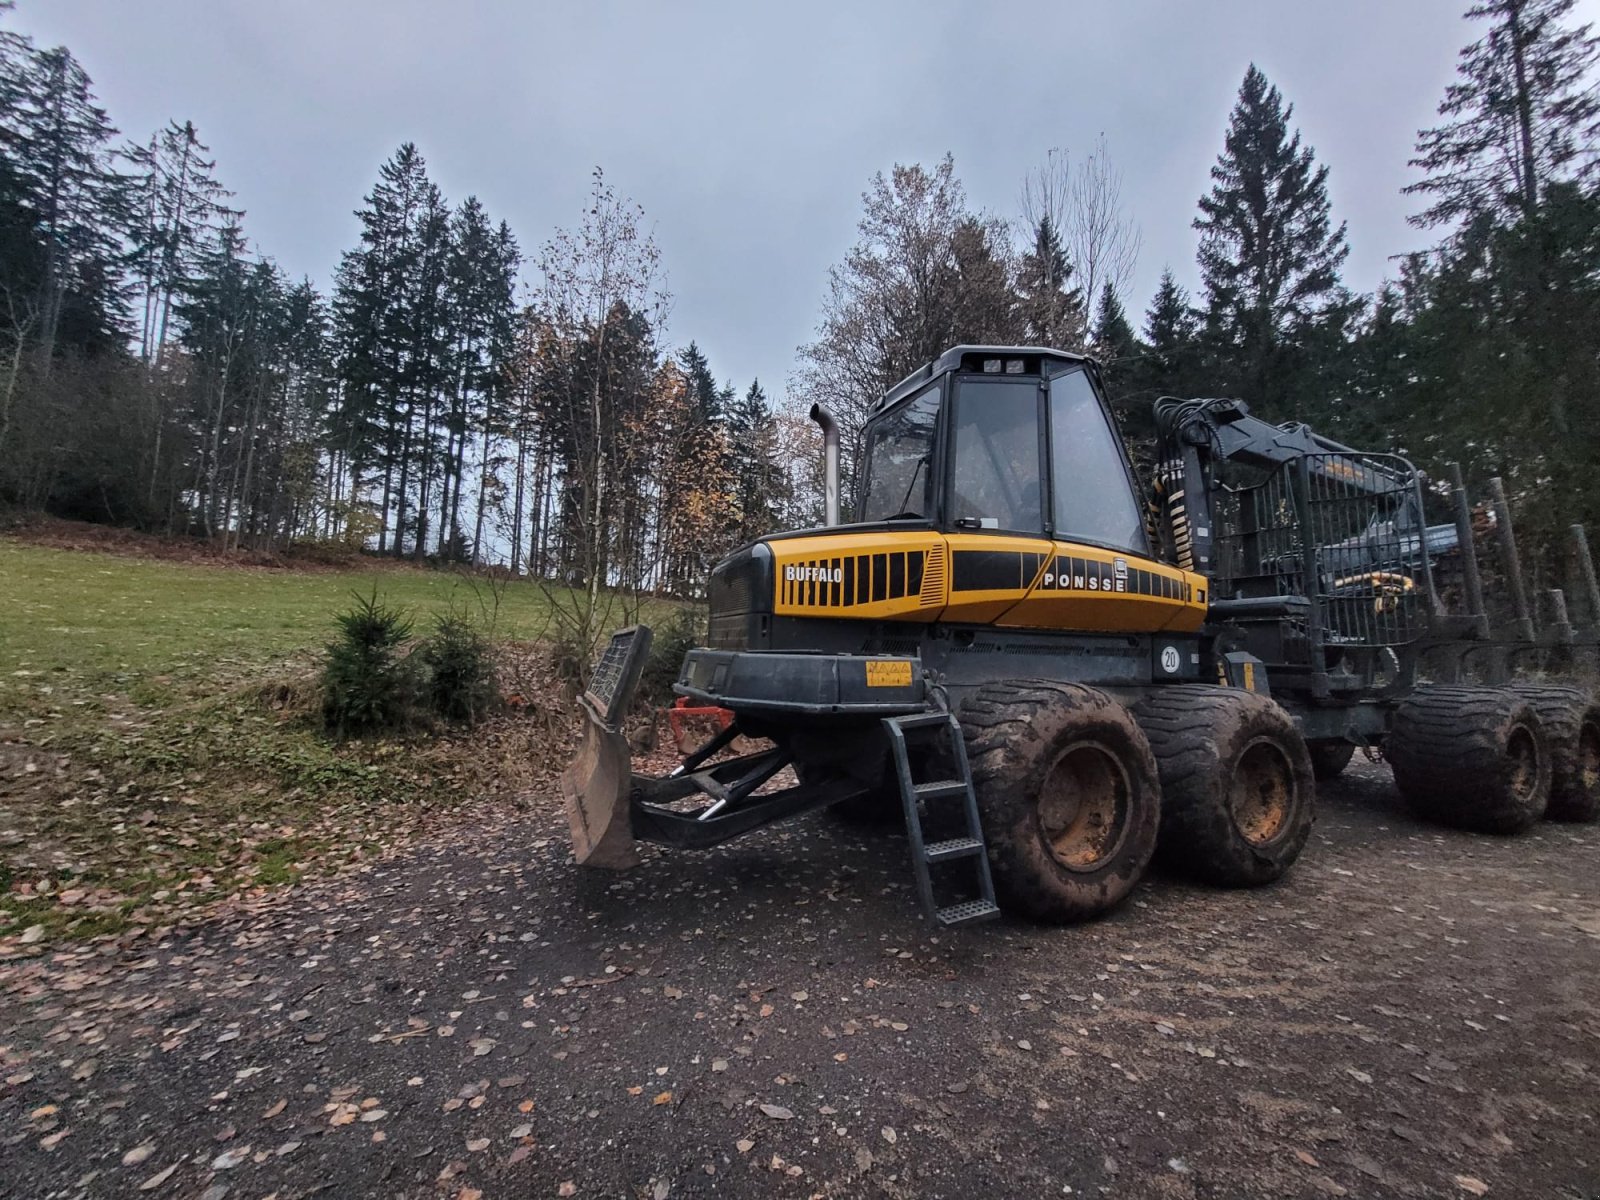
[674,649,928,716]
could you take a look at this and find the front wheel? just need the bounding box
[960,681,1160,923]
[1133,685,1316,887]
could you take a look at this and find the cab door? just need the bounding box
[937,373,1056,623]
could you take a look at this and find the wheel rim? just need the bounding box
[1506,725,1539,801]
[1230,738,1296,846]
[1578,721,1600,793]
[1036,740,1131,872]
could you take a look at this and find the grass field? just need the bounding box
[0,538,658,943]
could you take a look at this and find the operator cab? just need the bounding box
[856,346,1148,556]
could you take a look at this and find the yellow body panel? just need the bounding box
[991,538,1208,634]
[768,529,1208,634]
[771,530,948,622]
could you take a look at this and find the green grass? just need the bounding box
[0,543,572,722]
[0,540,673,943]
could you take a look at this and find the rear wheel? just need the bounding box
[1133,686,1316,886]
[1387,686,1550,834]
[1508,685,1600,823]
[1308,740,1356,781]
[960,681,1159,923]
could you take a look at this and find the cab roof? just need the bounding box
[877,345,1096,413]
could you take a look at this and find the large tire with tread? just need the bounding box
[1387,686,1550,834]
[960,680,1159,923]
[1507,684,1600,823]
[1133,685,1316,887]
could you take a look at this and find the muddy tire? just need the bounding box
[1387,687,1550,833]
[1133,685,1316,887]
[960,680,1159,923]
[1507,685,1600,823]
[1308,740,1356,781]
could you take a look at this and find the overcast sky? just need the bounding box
[12,0,1600,397]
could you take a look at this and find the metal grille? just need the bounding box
[585,626,652,726]
[1212,453,1428,650]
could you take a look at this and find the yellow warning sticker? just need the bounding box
[865,660,913,688]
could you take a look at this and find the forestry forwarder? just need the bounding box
[561,346,1600,927]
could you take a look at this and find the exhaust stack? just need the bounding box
[810,403,840,526]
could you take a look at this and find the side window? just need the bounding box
[859,385,939,522]
[1049,370,1148,553]
[949,379,1044,533]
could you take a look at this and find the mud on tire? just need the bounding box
[1308,740,1356,781]
[1507,684,1600,823]
[960,680,1159,923]
[1133,685,1316,887]
[1387,686,1550,834]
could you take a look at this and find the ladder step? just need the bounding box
[936,899,1000,927]
[913,780,970,801]
[889,711,956,732]
[923,836,984,862]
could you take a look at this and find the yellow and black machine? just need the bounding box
[564,346,1600,927]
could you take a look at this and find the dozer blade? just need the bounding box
[558,626,653,870]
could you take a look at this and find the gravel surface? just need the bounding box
[2,761,1597,1200]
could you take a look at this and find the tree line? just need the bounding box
[0,6,806,594]
[799,0,1599,585]
[1,0,1597,603]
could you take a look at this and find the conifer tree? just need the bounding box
[1015,213,1085,349]
[1194,65,1352,416]
[2,43,127,360]
[1141,268,1201,397]
[1408,0,1599,230]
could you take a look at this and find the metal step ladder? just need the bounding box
[882,712,999,928]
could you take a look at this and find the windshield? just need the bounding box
[949,378,1044,533]
[1048,370,1147,553]
[859,384,938,522]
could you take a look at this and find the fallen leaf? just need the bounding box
[518,1099,535,1113]
[736,1139,755,1154]
[759,1104,795,1120]
[1346,1068,1373,1084]
[40,1128,70,1150]
[262,1099,287,1119]
[711,1059,729,1073]
[211,1146,249,1170]
[759,1004,774,1018]
[881,1126,898,1144]
[139,1163,179,1191]
[123,1143,156,1167]
[559,1183,577,1197]
[653,1091,673,1106]
[360,1109,388,1123]
[1294,1149,1320,1167]
[791,991,808,1002]
[1455,1178,1489,1197]
[510,1123,533,1138]
[466,1137,490,1152]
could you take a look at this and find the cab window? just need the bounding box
[1049,369,1147,553]
[859,384,939,522]
[949,378,1044,533]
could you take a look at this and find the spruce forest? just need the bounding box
[1,0,1597,602]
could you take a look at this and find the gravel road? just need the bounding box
[2,761,1597,1199]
